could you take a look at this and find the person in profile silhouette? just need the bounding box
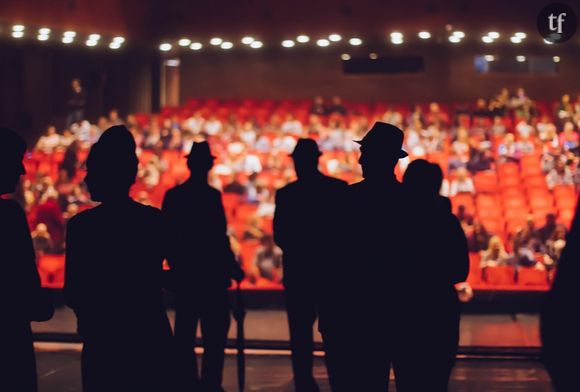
[319,122,411,391]
[64,125,174,391]
[162,141,244,392]
[274,139,347,392]
[0,128,53,392]
[400,159,469,391]
[541,198,580,392]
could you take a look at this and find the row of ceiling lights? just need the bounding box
[159,30,559,51]
[7,24,125,49]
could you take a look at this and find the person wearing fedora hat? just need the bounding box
[0,128,54,392]
[64,125,175,391]
[274,138,347,392]
[319,122,415,391]
[162,140,244,392]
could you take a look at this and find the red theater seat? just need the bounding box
[518,267,548,286]
[484,265,516,285]
[38,254,65,289]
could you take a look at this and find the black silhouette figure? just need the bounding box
[274,139,347,392]
[64,125,174,391]
[401,159,469,391]
[0,128,53,392]
[162,141,244,392]
[319,122,411,391]
[541,197,580,391]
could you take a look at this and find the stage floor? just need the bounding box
[35,346,552,392]
[33,308,541,348]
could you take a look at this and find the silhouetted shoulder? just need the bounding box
[276,180,299,195]
[322,175,348,188]
[0,198,25,218]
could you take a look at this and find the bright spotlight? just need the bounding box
[190,42,203,50]
[210,37,223,45]
[178,38,191,47]
[38,28,51,35]
[516,55,526,62]
[37,34,49,41]
[390,31,403,40]
[369,53,378,59]
[515,32,527,39]
[297,35,310,43]
[484,54,495,62]
[250,41,263,48]
[62,37,74,44]
[64,31,76,38]
[341,53,351,61]
[553,56,560,63]
[86,40,98,47]
[482,36,494,43]
[349,37,362,46]
[452,31,465,38]
[316,39,330,47]
[109,42,121,49]
[113,36,125,44]
[220,41,233,49]
[12,31,24,38]
[448,35,461,43]
[329,33,342,42]
[418,31,431,39]
[88,34,101,41]
[488,31,500,39]
[282,40,295,48]
[12,25,25,32]
[159,43,172,51]
[241,36,254,45]
[510,36,522,44]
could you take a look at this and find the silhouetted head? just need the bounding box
[290,138,322,179]
[0,128,27,195]
[186,141,215,177]
[356,122,407,181]
[403,159,443,197]
[545,213,556,226]
[85,125,138,202]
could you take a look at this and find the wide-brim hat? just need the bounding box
[354,121,408,158]
[289,138,322,158]
[185,141,216,161]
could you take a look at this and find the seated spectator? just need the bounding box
[243,215,265,240]
[59,129,76,149]
[468,220,491,252]
[35,125,61,153]
[223,173,247,196]
[515,120,534,138]
[31,223,53,257]
[254,235,283,283]
[480,235,512,268]
[449,167,475,196]
[448,127,470,172]
[546,160,574,189]
[491,115,507,136]
[555,94,574,128]
[537,213,559,243]
[539,121,559,150]
[381,105,404,128]
[35,190,65,253]
[183,111,205,134]
[456,204,474,231]
[327,96,346,115]
[544,225,567,269]
[407,104,426,126]
[511,87,534,120]
[204,115,223,135]
[472,98,491,124]
[426,102,449,127]
[310,96,327,116]
[517,133,536,155]
[489,88,510,117]
[281,114,303,135]
[512,225,545,268]
[559,121,579,152]
[108,108,123,126]
[497,133,520,163]
[467,142,493,173]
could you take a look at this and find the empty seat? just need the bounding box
[518,267,548,286]
[484,265,516,285]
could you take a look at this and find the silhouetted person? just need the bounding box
[320,122,411,391]
[401,159,469,391]
[0,128,53,392]
[274,139,347,392]
[541,197,580,392]
[64,125,174,391]
[162,141,244,392]
[66,78,86,126]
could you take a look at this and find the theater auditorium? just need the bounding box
[1,0,579,391]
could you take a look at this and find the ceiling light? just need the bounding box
[418,31,431,39]
[543,38,553,44]
[12,31,24,38]
[391,37,403,45]
[159,43,172,51]
[220,41,233,49]
[37,34,49,41]
[178,38,191,47]
[341,53,351,61]
[452,31,465,38]
[488,31,500,39]
[329,33,342,42]
[282,40,295,48]
[349,37,362,46]
[38,28,51,35]
[86,40,98,47]
[241,36,254,44]
[250,41,263,48]
[210,37,223,45]
[515,32,527,39]
[510,36,522,44]
[390,31,403,40]
[516,55,526,62]
[190,42,203,50]
[109,42,121,49]
[448,35,461,43]
[482,36,494,43]
[369,53,378,59]
[553,56,560,63]
[484,54,495,62]
[12,25,25,32]
[113,36,125,44]
[62,37,74,44]
[63,31,76,38]
[316,39,330,47]
[297,35,310,43]
[88,34,101,41]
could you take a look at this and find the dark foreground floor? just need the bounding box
[36,346,553,392]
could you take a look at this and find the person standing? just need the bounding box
[0,128,53,392]
[274,139,347,392]
[66,78,86,126]
[64,126,174,391]
[162,141,244,392]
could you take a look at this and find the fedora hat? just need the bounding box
[186,141,216,162]
[354,122,408,158]
[290,138,322,159]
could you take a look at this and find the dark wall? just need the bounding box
[0,40,156,143]
[178,44,580,104]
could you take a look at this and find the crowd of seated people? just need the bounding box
[10,88,580,289]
